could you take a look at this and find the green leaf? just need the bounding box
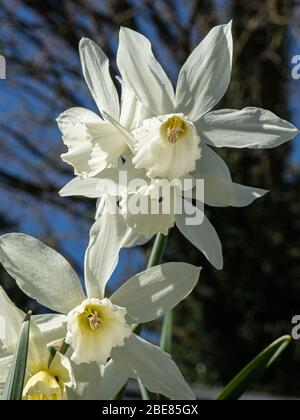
[216,335,291,401]
[153,311,174,401]
[2,311,32,400]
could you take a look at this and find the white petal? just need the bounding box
[176,22,233,119]
[88,121,128,175]
[58,108,127,177]
[26,322,50,374]
[66,361,102,400]
[117,27,175,115]
[102,111,136,151]
[120,199,175,237]
[111,263,201,324]
[0,286,48,373]
[98,359,129,400]
[112,334,195,400]
[232,183,269,206]
[0,286,24,354]
[48,352,75,397]
[122,228,152,248]
[0,344,10,359]
[123,214,175,239]
[59,177,100,198]
[95,193,152,247]
[197,175,268,207]
[32,314,67,345]
[119,80,144,130]
[119,182,177,237]
[84,205,128,299]
[59,167,124,198]
[95,185,152,247]
[79,38,120,119]
[198,107,299,148]
[195,144,232,180]
[0,234,85,314]
[176,202,223,269]
[58,107,101,177]
[0,355,12,398]
[200,175,236,207]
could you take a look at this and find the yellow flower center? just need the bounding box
[165,116,187,143]
[23,371,62,400]
[81,304,103,331]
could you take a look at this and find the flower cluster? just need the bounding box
[0,21,298,400]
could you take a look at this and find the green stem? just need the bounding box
[160,310,173,354]
[147,233,168,269]
[137,233,169,400]
[157,310,173,400]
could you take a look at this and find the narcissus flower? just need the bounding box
[59,22,298,271]
[0,286,74,400]
[111,22,298,181]
[0,208,200,400]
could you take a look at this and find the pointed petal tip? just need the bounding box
[58,186,67,197]
[213,253,224,271]
[260,189,269,197]
[215,260,224,271]
[119,26,135,36]
[196,266,203,277]
[79,37,91,49]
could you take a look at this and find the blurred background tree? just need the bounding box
[0,0,300,397]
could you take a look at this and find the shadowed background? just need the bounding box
[0,0,300,397]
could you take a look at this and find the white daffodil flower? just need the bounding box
[0,210,200,400]
[59,22,298,270]
[57,38,143,178]
[0,286,75,400]
[112,22,298,180]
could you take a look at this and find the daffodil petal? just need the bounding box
[58,107,102,176]
[175,202,223,270]
[198,107,299,148]
[59,167,125,198]
[32,314,67,345]
[0,286,24,354]
[0,234,85,314]
[119,80,144,130]
[195,174,268,207]
[98,359,129,400]
[194,144,232,180]
[84,206,128,299]
[117,27,175,115]
[0,286,50,376]
[79,38,120,119]
[175,22,233,119]
[232,183,269,206]
[112,334,195,400]
[66,361,102,400]
[0,355,12,398]
[111,263,201,324]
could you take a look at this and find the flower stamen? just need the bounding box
[87,310,101,330]
[166,117,186,143]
